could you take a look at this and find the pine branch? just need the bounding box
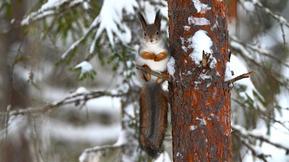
[225,71,254,85]
[61,18,100,60]
[79,131,126,162]
[232,98,289,132]
[0,90,126,116]
[21,0,83,26]
[239,0,289,28]
[238,136,270,162]
[233,125,289,153]
[230,37,289,69]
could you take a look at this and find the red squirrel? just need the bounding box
[136,10,169,158]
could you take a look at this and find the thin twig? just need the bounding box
[239,0,289,28]
[82,143,124,154]
[225,71,254,85]
[237,135,270,162]
[280,23,286,46]
[0,90,126,116]
[231,40,289,91]
[230,37,289,69]
[5,105,11,141]
[232,98,289,133]
[21,0,83,26]
[233,125,289,152]
[79,131,126,162]
[61,17,99,60]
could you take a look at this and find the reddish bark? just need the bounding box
[226,0,238,21]
[168,0,231,162]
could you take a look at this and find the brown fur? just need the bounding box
[138,10,161,43]
[139,83,168,158]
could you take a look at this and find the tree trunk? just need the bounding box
[168,0,231,161]
[0,1,31,162]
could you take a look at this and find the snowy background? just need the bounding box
[0,0,289,162]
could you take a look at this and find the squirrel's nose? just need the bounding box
[150,39,153,42]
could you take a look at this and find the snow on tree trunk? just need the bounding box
[167,0,232,161]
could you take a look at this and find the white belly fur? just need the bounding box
[136,55,168,82]
[136,41,168,82]
[136,55,168,72]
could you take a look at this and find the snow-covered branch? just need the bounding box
[239,0,289,28]
[230,37,289,68]
[61,18,99,60]
[0,90,126,117]
[238,136,271,162]
[233,125,289,153]
[79,130,126,162]
[21,0,86,26]
[22,0,138,62]
[61,0,137,60]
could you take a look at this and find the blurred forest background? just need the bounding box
[0,0,289,162]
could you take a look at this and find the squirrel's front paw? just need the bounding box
[154,51,168,61]
[156,71,169,84]
[142,65,152,81]
[140,51,155,60]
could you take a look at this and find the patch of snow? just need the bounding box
[230,40,251,57]
[75,61,93,73]
[161,81,169,92]
[180,37,188,52]
[167,57,176,76]
[41,0,67,10]
[21,0,83,25]
[45,119,121,145]
[209,57,217,69]
[10,18,15,24]
[190,125,197,131]
[242,88,289,161]
[192,0,211,13]
[196,117,207,126]
[188,16,210,26]
[114,130,127,146]
[188,30,213,64]
[85,96,121,114]
[230,55,262,103]
[200,73,211,80]
[243,1,255,12]
[184,25,191,31]
[154,151,171,162]
[176,152,183,158]
[78,153,87,162]
[82,1,90,10]
[73,87,89,94]
[123,103,135,120]
[194,81,201,88]
[92,0,137,47]
[225,62,233,81]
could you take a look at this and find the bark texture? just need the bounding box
[168,0,231,161]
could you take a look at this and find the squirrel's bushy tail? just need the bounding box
[139,83,168,158]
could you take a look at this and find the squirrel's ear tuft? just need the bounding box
[154,10,161,29]
[138,12,147,29]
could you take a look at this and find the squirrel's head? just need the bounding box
[138,10,161,44]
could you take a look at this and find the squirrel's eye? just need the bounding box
[156,31,159,35]
[144,33,147,36]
